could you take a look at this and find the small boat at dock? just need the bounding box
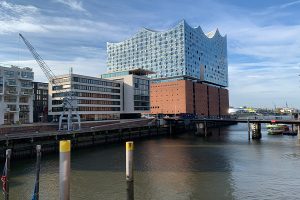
[266,124,289,135]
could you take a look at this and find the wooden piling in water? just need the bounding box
[59,140,71,200]
[126,141,134,200]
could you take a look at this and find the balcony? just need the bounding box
[6,106,19,112]
[19,72,34,80]
[6,80,17,87]
[21,84,33,88]
[5,90,18,95]
[20,91,33,96]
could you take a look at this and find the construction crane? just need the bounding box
[19,33,81,131]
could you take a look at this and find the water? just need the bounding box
[5,124,300,200]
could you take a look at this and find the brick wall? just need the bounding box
[150,80,188,114]
[219,88,229,115]
[208,86,220,116]
[194,83,208,116]
[150,80,229,116]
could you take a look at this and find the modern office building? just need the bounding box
[101,68,151,118]
[49,71,151,121]
[106,20,229,116]
[33,82,49,122]
[48,74,123,121]
[0,64,34,125]
[107,20,228,87]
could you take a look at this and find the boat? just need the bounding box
[266,124,289,135]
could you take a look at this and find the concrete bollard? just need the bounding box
[59,140,71,200]
[126,141,134,200]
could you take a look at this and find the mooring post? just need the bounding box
[4,149,11,200]
[126,141,134,200]
[33,145,41,200]
[59,140,71,200]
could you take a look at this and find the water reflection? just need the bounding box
[6,124,300,200]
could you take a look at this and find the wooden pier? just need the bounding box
[0,119,187,159]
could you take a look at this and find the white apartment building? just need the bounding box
[49,73,123,121]
[0,65,34,125]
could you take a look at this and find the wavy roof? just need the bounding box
[108,20,225,45]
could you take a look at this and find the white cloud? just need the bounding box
[4,58,107,82]
[55,0,86,12]
[0,1,45,34]
[279,0,300,9]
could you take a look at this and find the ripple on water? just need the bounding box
[281,153,300,160]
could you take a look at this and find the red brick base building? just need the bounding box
[150,80,229,117]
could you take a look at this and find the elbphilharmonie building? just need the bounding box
[105,20,229,116]
[107,20,228,87]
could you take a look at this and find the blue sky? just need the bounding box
[1,0,300,108]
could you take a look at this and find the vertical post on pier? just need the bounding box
[126,141,134,200]
[33,145,41,200]
[298,124,300,143]
[247,119,250,141]
[59,140,71,200]
[169,121,172,135]
[204,121,207,137]
[3,149,11,200]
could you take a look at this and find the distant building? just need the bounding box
[33,82,49,122]
[101,68,151,118]
[0,64,34,125]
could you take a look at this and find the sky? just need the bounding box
[0,0,300,108]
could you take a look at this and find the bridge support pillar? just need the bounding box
[251,123,261,140]
[169,121,172,135]
[195,123,205,135]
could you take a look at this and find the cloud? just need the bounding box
[279,0,300,9]
[0,1,45,34]
[4,58,107,83]
[54,0,86,12]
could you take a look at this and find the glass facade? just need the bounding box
[107,20,228,87]
[133,77,150,111]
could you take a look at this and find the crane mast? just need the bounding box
[19,33,81,131]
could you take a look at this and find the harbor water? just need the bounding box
[5,123,300,200]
